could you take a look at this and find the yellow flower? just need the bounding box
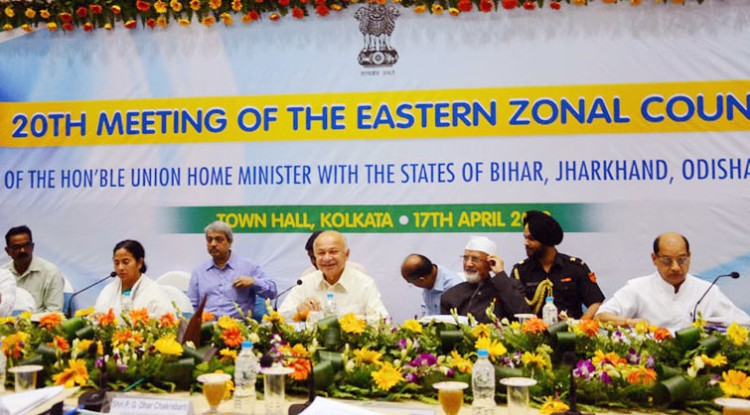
[53,359,89,387]
[701,353,728,368]
[340,313,366,334]
[448,7,459,15]
[4,6,14,18]
[353,348,383,365]
[218,315,240,330]
[220,12,233,25]
[521,352,550,369]
[475,337,507,361]
[431,4,443,14]
[402,319,422,334]
[40,9,51,18]
[155,0,169,13]
[154,335,184,356]
[633,320,652,335]
[2,331,30,359]
[592,350,626,368]
[720,370,750,398]
[232,0,243,11]
[371,362,403,391]
[75,307,94,317]
[0,317,14,325]
[471,324,491,338]
[190,0,202,11]
[449,350,472,373]
[413,4,427,13]
[157,16,168,27]
[630,0,641,4]
[171,0,185,12]
[220,348,238,363]
[728,323,748,346]
[25,8,36,18]
[540,396,569,415]
[104,23,113,30]
[20,24,32,32]
[75,339,94,354]
[262,309,285,325]
[209,0,222,9]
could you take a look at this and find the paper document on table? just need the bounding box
[0,385,64,415]
[417,315,469,325]
[299,397,385,415]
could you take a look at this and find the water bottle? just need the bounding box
[324,293,337,317]
[121,290,133,313]
[542,296,558,325]
[234,340,259,414]
[0,348,6,393]
[472,349,495,415]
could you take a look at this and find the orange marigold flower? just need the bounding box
[1,23,10,31]
[209,0,222,9]
[522,317,548,334]
[190,0,202,11]
[449,7,460,15]
[159,312,178,328]
[202,311,216,322]
[630,0,641,4]
[2,332,30,359]
[47,22,58,31]
[98,309,117,326]
[578,318,599,337]
[39,313,63,330]
[626,367,657,385]
[178,18,191,26]
[24,8,36,18]
[202,16,216,26]
[129,308,150,326]
[48,335,71,353]
[4,6,14,18]
[331,4,342,10]
[157,16,168,27]
[40,9,51,18]
[431,4,443,14]
[53,358,89,387]
[653,327,672,341]
[21,24,33,32]
[413,4,426,13]
[232,0,243,11]
[171,0,184,12]
[221,326,244,348]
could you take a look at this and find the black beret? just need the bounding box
[523,210,563,246]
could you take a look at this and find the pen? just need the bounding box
[64,404,84,415]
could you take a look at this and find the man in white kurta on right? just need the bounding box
[596,232,750,330]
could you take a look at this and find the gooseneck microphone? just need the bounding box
[260,353,316,415]
[692,271,740,322]
[274,279,303,311]
[66,271,117,318]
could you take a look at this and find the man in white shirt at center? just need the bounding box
[279,230,389,320]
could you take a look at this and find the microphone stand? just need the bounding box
[274,279,303,311]
[692,272,740,323]
[552,352,592,415]
[66,271,116,318]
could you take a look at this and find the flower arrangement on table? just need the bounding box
[0,0,710,34]
[1,305,749,415]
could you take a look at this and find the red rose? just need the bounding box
[62,22,74,31]
[59,12,73,23]
[522,1,535,9]
[315,0,326,5]
[316,4,329,15]
[83,22,94,31]
[479,0,493,12]
[124,19,138,28]
[248,10,260,20]
[457,0,472,11]
[146,18,157,27]
[278,0,290,6]
[501,0,517,9]
[550,1,560,9]
[292,7,304,18]
[76,6,88,18]
[136,0,151,11]
[90,4,103,14]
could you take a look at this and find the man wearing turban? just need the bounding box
[440,236,530,323]
[511,211,605,320]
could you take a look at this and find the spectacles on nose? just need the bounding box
[657,256,690,266]
[460,255,487,264]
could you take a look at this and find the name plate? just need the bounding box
[108,394,194,415]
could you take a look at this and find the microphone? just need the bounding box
[274,279,303,311]
[66,271,117,318]
[260,353,316,415]
[692,272,740,322]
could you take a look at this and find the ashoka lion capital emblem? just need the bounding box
[354,3,400,67]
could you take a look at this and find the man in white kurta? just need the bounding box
[596,232,750,330]
[0,268,16,316]
[279,230,389,320]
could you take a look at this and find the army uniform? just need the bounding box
[512,253,604,319]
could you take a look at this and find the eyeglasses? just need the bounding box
[460,255,487,264]
[657,256,690,266]
[8,242,33,252]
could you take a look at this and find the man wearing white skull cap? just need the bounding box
[440,236,530,323]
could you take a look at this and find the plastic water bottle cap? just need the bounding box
[241,340,253,349]
[546,296,553,302]
[477,349,489,357]
[123,291,131,297]
[327,293,334,299]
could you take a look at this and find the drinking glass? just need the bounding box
[432,381,468,415]
[262,366,293,415]
[716,398,750,415]
[197,373,231,414]
[8,365,42,392]
[500,377,537,415]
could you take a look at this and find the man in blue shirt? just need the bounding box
[401,254,463,316]
[188,220,277,319]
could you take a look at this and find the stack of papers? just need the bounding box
[0,385,64,415]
